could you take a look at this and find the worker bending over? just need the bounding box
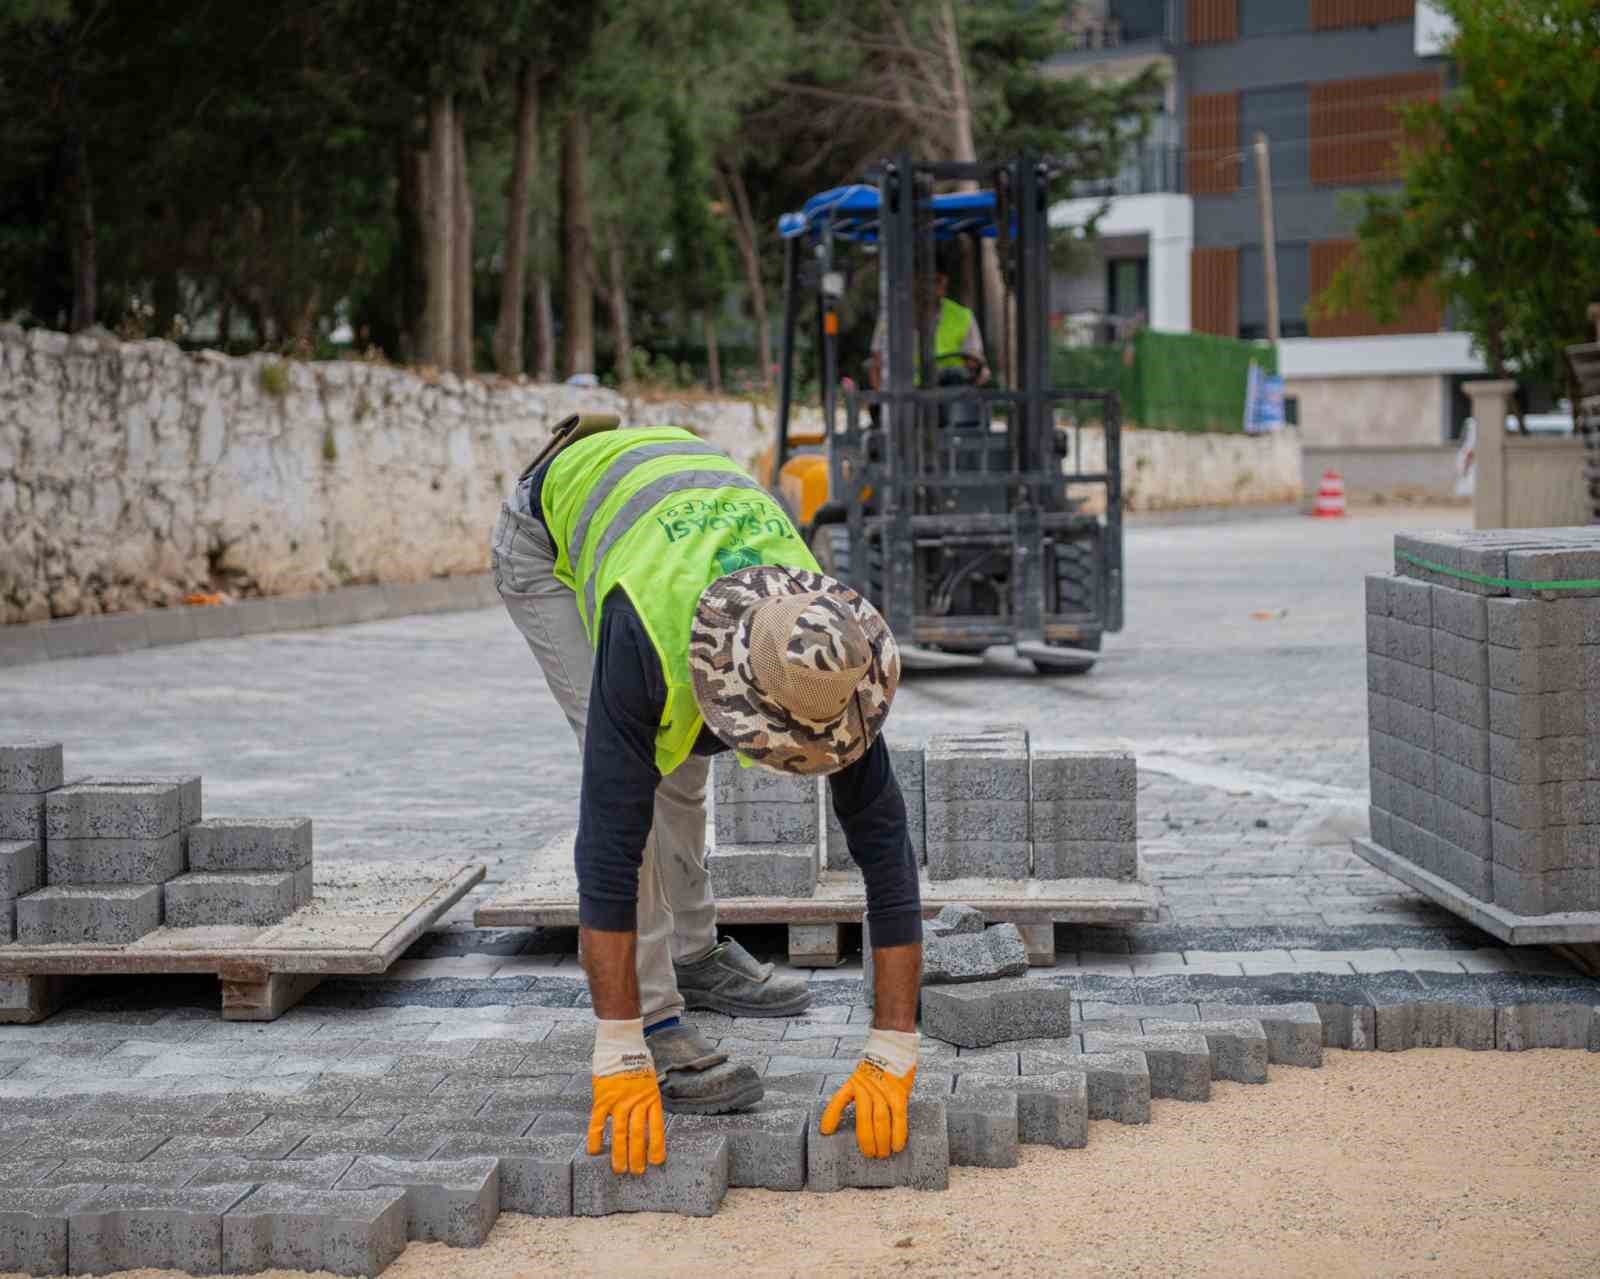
[490,415,924,1174]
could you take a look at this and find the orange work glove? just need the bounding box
[819,1026,919,1159]
[588,1018,666,1176]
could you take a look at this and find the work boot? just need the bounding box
[672,936,813,1017]
[647,1023,764,1115]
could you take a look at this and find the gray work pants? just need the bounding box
[490,501,717,1028]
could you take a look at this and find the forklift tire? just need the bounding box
[811,525,881,600]
[1030,631,1100,676]
[1034,534,1102,674]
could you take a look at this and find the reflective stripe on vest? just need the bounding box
[540,426,819,775]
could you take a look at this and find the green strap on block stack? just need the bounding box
[1394,550,1600,593]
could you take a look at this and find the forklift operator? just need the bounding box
[868,270,990,389]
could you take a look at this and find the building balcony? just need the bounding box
[1069,143,1183,198]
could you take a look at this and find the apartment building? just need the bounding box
[1049,0,1485,446]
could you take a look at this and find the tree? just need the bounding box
[1319,0,1600,406]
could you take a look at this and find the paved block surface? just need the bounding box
[222,1184,408,1278]
[69,1183,254,1274]
[338,1155,500,1247]
[1020,1048,1151,1124]
[14,884,163,945]
[187,817,313,872]
[805,1100,948,1192]
[0,741,64,794]
[1082,1030,1212,1101]
[572,1133,729,1216]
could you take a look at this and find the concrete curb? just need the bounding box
[0,575,499,671]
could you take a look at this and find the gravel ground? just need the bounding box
[41,1046,1600,1279]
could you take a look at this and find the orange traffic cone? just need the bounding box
[1312,469,1347,519]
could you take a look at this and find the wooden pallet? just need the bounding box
[0,861,484,1023]
[1351,837,1600,975]
[476,831,1158,968]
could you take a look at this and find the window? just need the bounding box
[1107,258,1149,318]
[1238,242,1310,339]
[1109,0,1168,41]
[1240,0,1310,36]
[1240,86,1308,189]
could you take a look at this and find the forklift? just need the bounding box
[767,153,1124,673]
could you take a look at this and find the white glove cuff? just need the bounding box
[862,1026,919,1077]
[592,1017,652,1077]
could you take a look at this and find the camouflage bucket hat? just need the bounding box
[689,565,901,775]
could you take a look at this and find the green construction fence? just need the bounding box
[1051,329,1279,434]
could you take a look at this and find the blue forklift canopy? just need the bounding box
[778,185,1000,242]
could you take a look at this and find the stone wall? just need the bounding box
[0,326,1302,624]
[1284,373,1447,448]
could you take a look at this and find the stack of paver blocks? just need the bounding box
[921,726,1140,882]
[1031,749,1138,880]
[0,742,55,942]
[0,740,317,945]
[824,742,924,871]
[165,818,315,927]
[924,726,1031,878]
[1366,528,1600,916]
[707,756,818,898]
[861,902,1029,1003]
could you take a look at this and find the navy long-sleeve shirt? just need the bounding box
[521,461,923,949]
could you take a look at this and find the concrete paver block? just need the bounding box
[187,818,312,872]
[1431,585,1486,641]
[15,885,163,945]
[923,798,1028,844]
[1371,999,1495,1052]
[163,871,300,928]
[430,1134,574,1216]
[1147,1017,1268,1083]
[706,844,814,898]
[925,728,1028,802]
[68,1183,254,1274]
[947,1049,1021,1075]
[1081,1031,1211,1101]
[45,783,184,840]
[924,839,1031,880]
[713,756,816,806]
[36,1160,199,1188]
[0,792,46,842]
[573,1132,729,1216]
[0,839,43,900]
[1200,1003,1322,1067]
[1031,799,1136,844]
[0,742,64,794]
[905,924,1029,987]
[805,1100,947,1192]
[338,1155,500,1247]
[222,1184,408,1278]
[0,1184,105,1276]
[1496,1002,1595,1050]
[46,833,186,886]
[715,801,819,846]
[920,978,1073,1048]
[1018,1049,1150,1124]
[930,903,985,935]
[1032,838,1139,880]
[1030,750,1136,802]
[72,775,203,826]
[942,1086,1019,1166]
[668,1104,809,1190]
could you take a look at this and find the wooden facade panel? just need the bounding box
[1186,0,1238,44]
[1186,91,1240,195]
[1311,0,1415,32]
[1309,70,1442,186]
[1308,239,1442,337]
[1191,246,1240,338]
